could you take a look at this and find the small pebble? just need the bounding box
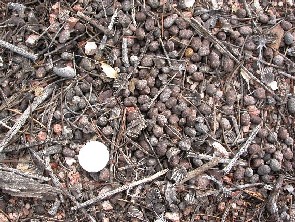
[250,174,260,183]
[284,137,294,146]
[267,132,277,143]
[219,118,231,130]
[287,97,295,114]
[62,147,76,158]
[79,57,95,71]
[240,113,251,126]
[53,66,76,78]
[35,67,46,78]
[195,122,209,134]
[236,8,247,18]
[198,103,212,115]
[273,55,284,66]
[205,84,217,96]
[269,159,281,172]
[253,88,266,99]
[164,14,178,28]
[258,14,269,23]
[234,166,245,180]
[59,29,71,43]
[239,26,253,35]
[284,32,294,45]
[244,167,254,177]
[283,148,293,160]
[244,95,256,105]
[178,138,191,151]
[278,127,289,140]
[257,164,271,175]
[280,20,292,30]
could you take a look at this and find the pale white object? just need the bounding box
[78,141,110,172]
[268,81,278,90]
[212,141,229,158]
[84,41,97,55]
[26,34,40,46]
[100,62,118,78]
[184,0,195,7]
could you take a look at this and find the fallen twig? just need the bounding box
[97,9,118,57]
[30,149,96,222]
[0,39,38,61]
[122,37,130,67]
[159,37,172,68]
[223,124,261,174]
[180,157,221,184]
[0,84,55,152]
[266,174,285,216]
[76,11,111,35]
[278,71,295,80]
[195,182,264,199]
[0,165,50,182]
[187,152,248,166]
[71,169,168,210]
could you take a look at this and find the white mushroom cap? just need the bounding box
[78,141,109,172]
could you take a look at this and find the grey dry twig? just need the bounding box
[0,39,38,61]
[0,84,56,152]
[223,124,261,174]
[71,169,168,210]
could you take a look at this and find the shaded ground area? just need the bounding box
[0,0,295,221]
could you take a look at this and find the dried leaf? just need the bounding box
[269,25,284,51]
[240,68,251,90]
[212,141,229,158]
[128,78,136,94]
[100,62,118,79]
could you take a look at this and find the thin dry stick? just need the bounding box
[71,169,168,210]
[0,39,38,61]
[0,165,50,182]
[223,124,261,174]
[159,37,172,68]
[122,37,130,67]
[76,12,110,35]
[278,71,295,80]
[131,0,137,27]
[266,174,285,216]
[30,149,96,222]
[195,183,264,200]
[0,84,55,152]
[97,9,118,57]
[187,152,247,166]
[180,157,221,184]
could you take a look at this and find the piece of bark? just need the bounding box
[0,170,60,199]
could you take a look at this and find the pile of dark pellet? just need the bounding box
[0,0,295,221]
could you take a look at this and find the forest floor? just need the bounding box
[0,0,295,221]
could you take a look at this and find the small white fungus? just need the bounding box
[78,141,110,172]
